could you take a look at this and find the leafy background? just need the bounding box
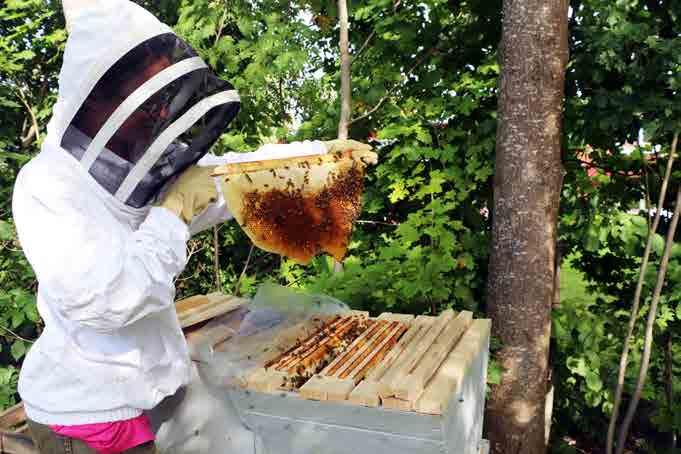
[1,0,679,451]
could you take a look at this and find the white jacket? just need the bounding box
[13,145,193,425]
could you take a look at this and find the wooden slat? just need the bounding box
[337,321,399,379]
[347,322,407,382]
[298,375,328,401]
[320,377,356,402]
[211,150,378,176]
[379,310,455,398]
[350,310,370,318]
[184,306,249,349]
[365,315,434,383]
[394,311,473,401]
[414,319,491,415]
[298,375,355,402]
[0,430,35,453]
[377,313,415,324]
[257,316,336,365]
[382,397,412,411]
[348,380,383,407]
[348,317,433,407]
[286,320,358,374]
[246,369,288,393]
[176,293,246,328]
[175,293,209,313]
[0,403,25,430]
[218,317,335,387]
[264,315,344,369]
[332,321,394,379]
[320,320,383,376]
[280,317,360,373]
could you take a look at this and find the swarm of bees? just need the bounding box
[217,149,378,264]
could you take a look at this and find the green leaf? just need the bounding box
[396,223,420,245]
[388,181,409,203]
[487,359,503,385]
[10,341,26,362]
[0,98,21,109]
[0,220,12,240]
[585,370,603,392]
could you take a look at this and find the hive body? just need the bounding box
[215,310,491,454]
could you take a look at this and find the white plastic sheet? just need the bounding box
[152,284,351,454]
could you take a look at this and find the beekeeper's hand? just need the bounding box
[323,139,373,154]
[159,166,218,225]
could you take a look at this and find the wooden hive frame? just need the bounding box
[241,307,485,418]
[245,312,372,392]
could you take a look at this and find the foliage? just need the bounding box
[551,0,681,445]
[293,0,501,317]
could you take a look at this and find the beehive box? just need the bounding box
[198,308,491,454]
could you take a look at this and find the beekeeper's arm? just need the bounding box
[12,165,216,333]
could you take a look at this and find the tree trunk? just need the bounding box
[485,1,569,453]
[337,0,351,140]
[333,0,351,274]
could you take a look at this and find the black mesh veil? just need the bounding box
[60,32,240,208]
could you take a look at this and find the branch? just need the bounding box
[14,87,40,146]
[607,132,678,454]
[214,4,228,46]
[21,124,37,149]
[615,185,681,454]
[353,30,376,63]
[213,226,221,292]
[0,324,34,344]
[355,219,399,226]
[349,47,435,125]
[234,244,255,296]
[352,0,402,64]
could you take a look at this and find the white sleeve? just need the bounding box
[12,172,189,332]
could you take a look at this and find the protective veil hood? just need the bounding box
[48,0,240,208]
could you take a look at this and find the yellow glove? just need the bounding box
[159,166,218,225]
[323,139,373,154]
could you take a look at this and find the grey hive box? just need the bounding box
[197,308,491,454]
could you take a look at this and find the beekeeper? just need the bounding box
[11,1,369,453]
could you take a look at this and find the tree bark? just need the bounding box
[485,1,569,453]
